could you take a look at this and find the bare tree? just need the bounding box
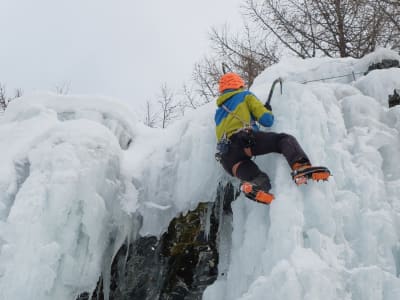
[182,83,200,110]
[210,23,279,86]
[158,84,179,129]
[55,81,71,95]
[377,0,400,40]
[0,84,24,111]
[192,56,221,104]
[0,83,7,111]
[187,0,399,112]
[191,22,279,105]
[14,88,23,98]
[8,88,23,105]
[144,100,158,128]
[245,0,400,58]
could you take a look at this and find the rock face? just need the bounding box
[389,89,400,108]
[80,182,236,300]
[364,59,400,75]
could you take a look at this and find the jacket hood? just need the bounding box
[216,88,245,107]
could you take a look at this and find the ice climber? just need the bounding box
[214,72,330,204]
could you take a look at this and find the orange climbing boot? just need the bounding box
[291,163,331,185]
[240,182,275,205]
[292,162,312,172]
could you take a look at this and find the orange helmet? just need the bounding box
[218,72,245,93]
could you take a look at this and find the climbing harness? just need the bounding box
[215,103,256,161]
[221,104,255,129]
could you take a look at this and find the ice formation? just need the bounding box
[0,48,400,299]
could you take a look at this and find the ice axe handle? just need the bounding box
[265,78,283,105]
[222,63,232,74]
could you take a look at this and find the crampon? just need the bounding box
[240,182,274,205]
[291,166,331,186]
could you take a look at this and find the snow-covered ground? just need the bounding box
[1,48,400,299]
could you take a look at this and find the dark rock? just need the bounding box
[110,236,166,300]
[365,59,400,75]
[83,182,237,300]
[389,89,400,108]
[218,182,239,215]
[76,292,90,300]
[160,202,219,299]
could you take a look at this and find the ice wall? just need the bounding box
[204,49,400,300]
[0,93,224,299]
[0,95,136,299]
[0,48,400,300]
[123,105,224,236]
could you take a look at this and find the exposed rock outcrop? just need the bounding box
[79,182,237,300]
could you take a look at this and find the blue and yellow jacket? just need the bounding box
[215,89,274,141]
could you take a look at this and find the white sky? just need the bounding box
[0,0,244,109]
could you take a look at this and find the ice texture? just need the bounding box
[0,95,135,299]
[0,48,400,299]
[204,48,400,300]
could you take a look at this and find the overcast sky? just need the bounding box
[0,0,244,109]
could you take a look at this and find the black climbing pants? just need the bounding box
[219,131,310,191]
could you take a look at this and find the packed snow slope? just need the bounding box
[0,48,399,300]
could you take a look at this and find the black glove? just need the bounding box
[264,102,272,111]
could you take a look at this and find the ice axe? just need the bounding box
[265,78,283,106]
[221,62,232,74]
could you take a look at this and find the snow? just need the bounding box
[0,95,135,299]
[204,48,400,300]
[1,48,400,299]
